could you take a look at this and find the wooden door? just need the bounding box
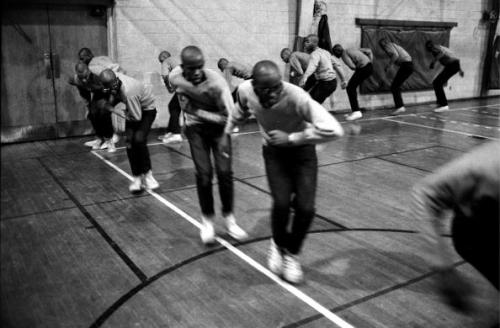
[1,5,58,141]
[1,4,108,143]
[48,5,107,138]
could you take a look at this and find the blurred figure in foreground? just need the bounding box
[410,141,499,312]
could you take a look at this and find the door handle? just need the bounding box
[52,53,60,78]
[44,52,52,79]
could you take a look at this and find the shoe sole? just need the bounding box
[281,275,304,285]
[201,237,216,245]
[228,234,247,241]
[144,185,159,190]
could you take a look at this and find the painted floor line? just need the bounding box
[381,118,499,140]
[356,103,500,122]
[91,150,356,328]
[113,130,262,151]
[105,104,499,152]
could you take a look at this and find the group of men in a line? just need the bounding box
[66,37,499,302]
[281,35,464,119]
[69,43,344,284]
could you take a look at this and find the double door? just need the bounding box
[1,4,108,143]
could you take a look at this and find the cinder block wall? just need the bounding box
[112,0,296,128]
[111,0,498,127]
[325,0,500,111]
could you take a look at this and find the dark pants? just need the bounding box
[291,74,316,90]
[125,109,156,176]
[309,79,337,104]
[166,93,181,134]
[303,75,317,92]
[347,63,373,112]
[391,61,414,108]
[89,92,113,139]
[185,124,233,217]
[451,211,499,290]
[263,144,317,255]
[433,60,461,106]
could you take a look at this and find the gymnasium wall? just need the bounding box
[110,0,297,128]
[322,0,500,111]
[110,0,498,128]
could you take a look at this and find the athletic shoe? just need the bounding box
[282,253,304,284]
[225,214,248,241]
[84,138,101,148]
[129,176,143,192]
[107,141,116,153]
[434,105,449,113]
[111,133,120,144]
[267,239,283,275]
[99,140,110,150]
[91,139,104,150]
[391,106,406,115]
[158,132,172,141]
[162,134,182,144]
[345,111,363,121]
[200,216,216,244]
[142,170,159,190]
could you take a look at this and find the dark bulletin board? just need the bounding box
[356,19,457,94]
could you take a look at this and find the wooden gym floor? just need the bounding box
[1,97,499,328]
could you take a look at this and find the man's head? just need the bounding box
[99,69,121,95]
[332,44,344,58]
[158,50,171,63]
[78,47,94,65]
[180,46,205,85]
[313,0,327,16]
[303,34,319,53]
[280,48,292,63]
[378,38,390,50]
[251,60,283,108]
[217,58,229,72]
[75,62,91,84]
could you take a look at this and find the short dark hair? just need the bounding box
[332,44,343,53]
[78,47,93,56]
[280,48,291,57]
[217,58,229,71]
[158,50,171,60]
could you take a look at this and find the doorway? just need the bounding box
[1,4,108,143]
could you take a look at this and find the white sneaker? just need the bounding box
[158,132,172,141]
[111,133,120,144]
[162,134,182,144]
[142,170,159,190]
[282,253,304,284]
[268,239,283,275]
[433,105,449,113]
[129,176,143,192]
[200,216,216,244]
[84,138,101,148]
[391,106,406,115]
[99,140,110,150]
[91,139,104,150]
[107,141,116,153]
[225,214,248,241]
[345,111,363,121]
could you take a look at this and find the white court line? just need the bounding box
[108,104,499,151]
[382,117,500,140]
[91,150,355,328]
[355,103,500,122]
[114,130,261,151]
